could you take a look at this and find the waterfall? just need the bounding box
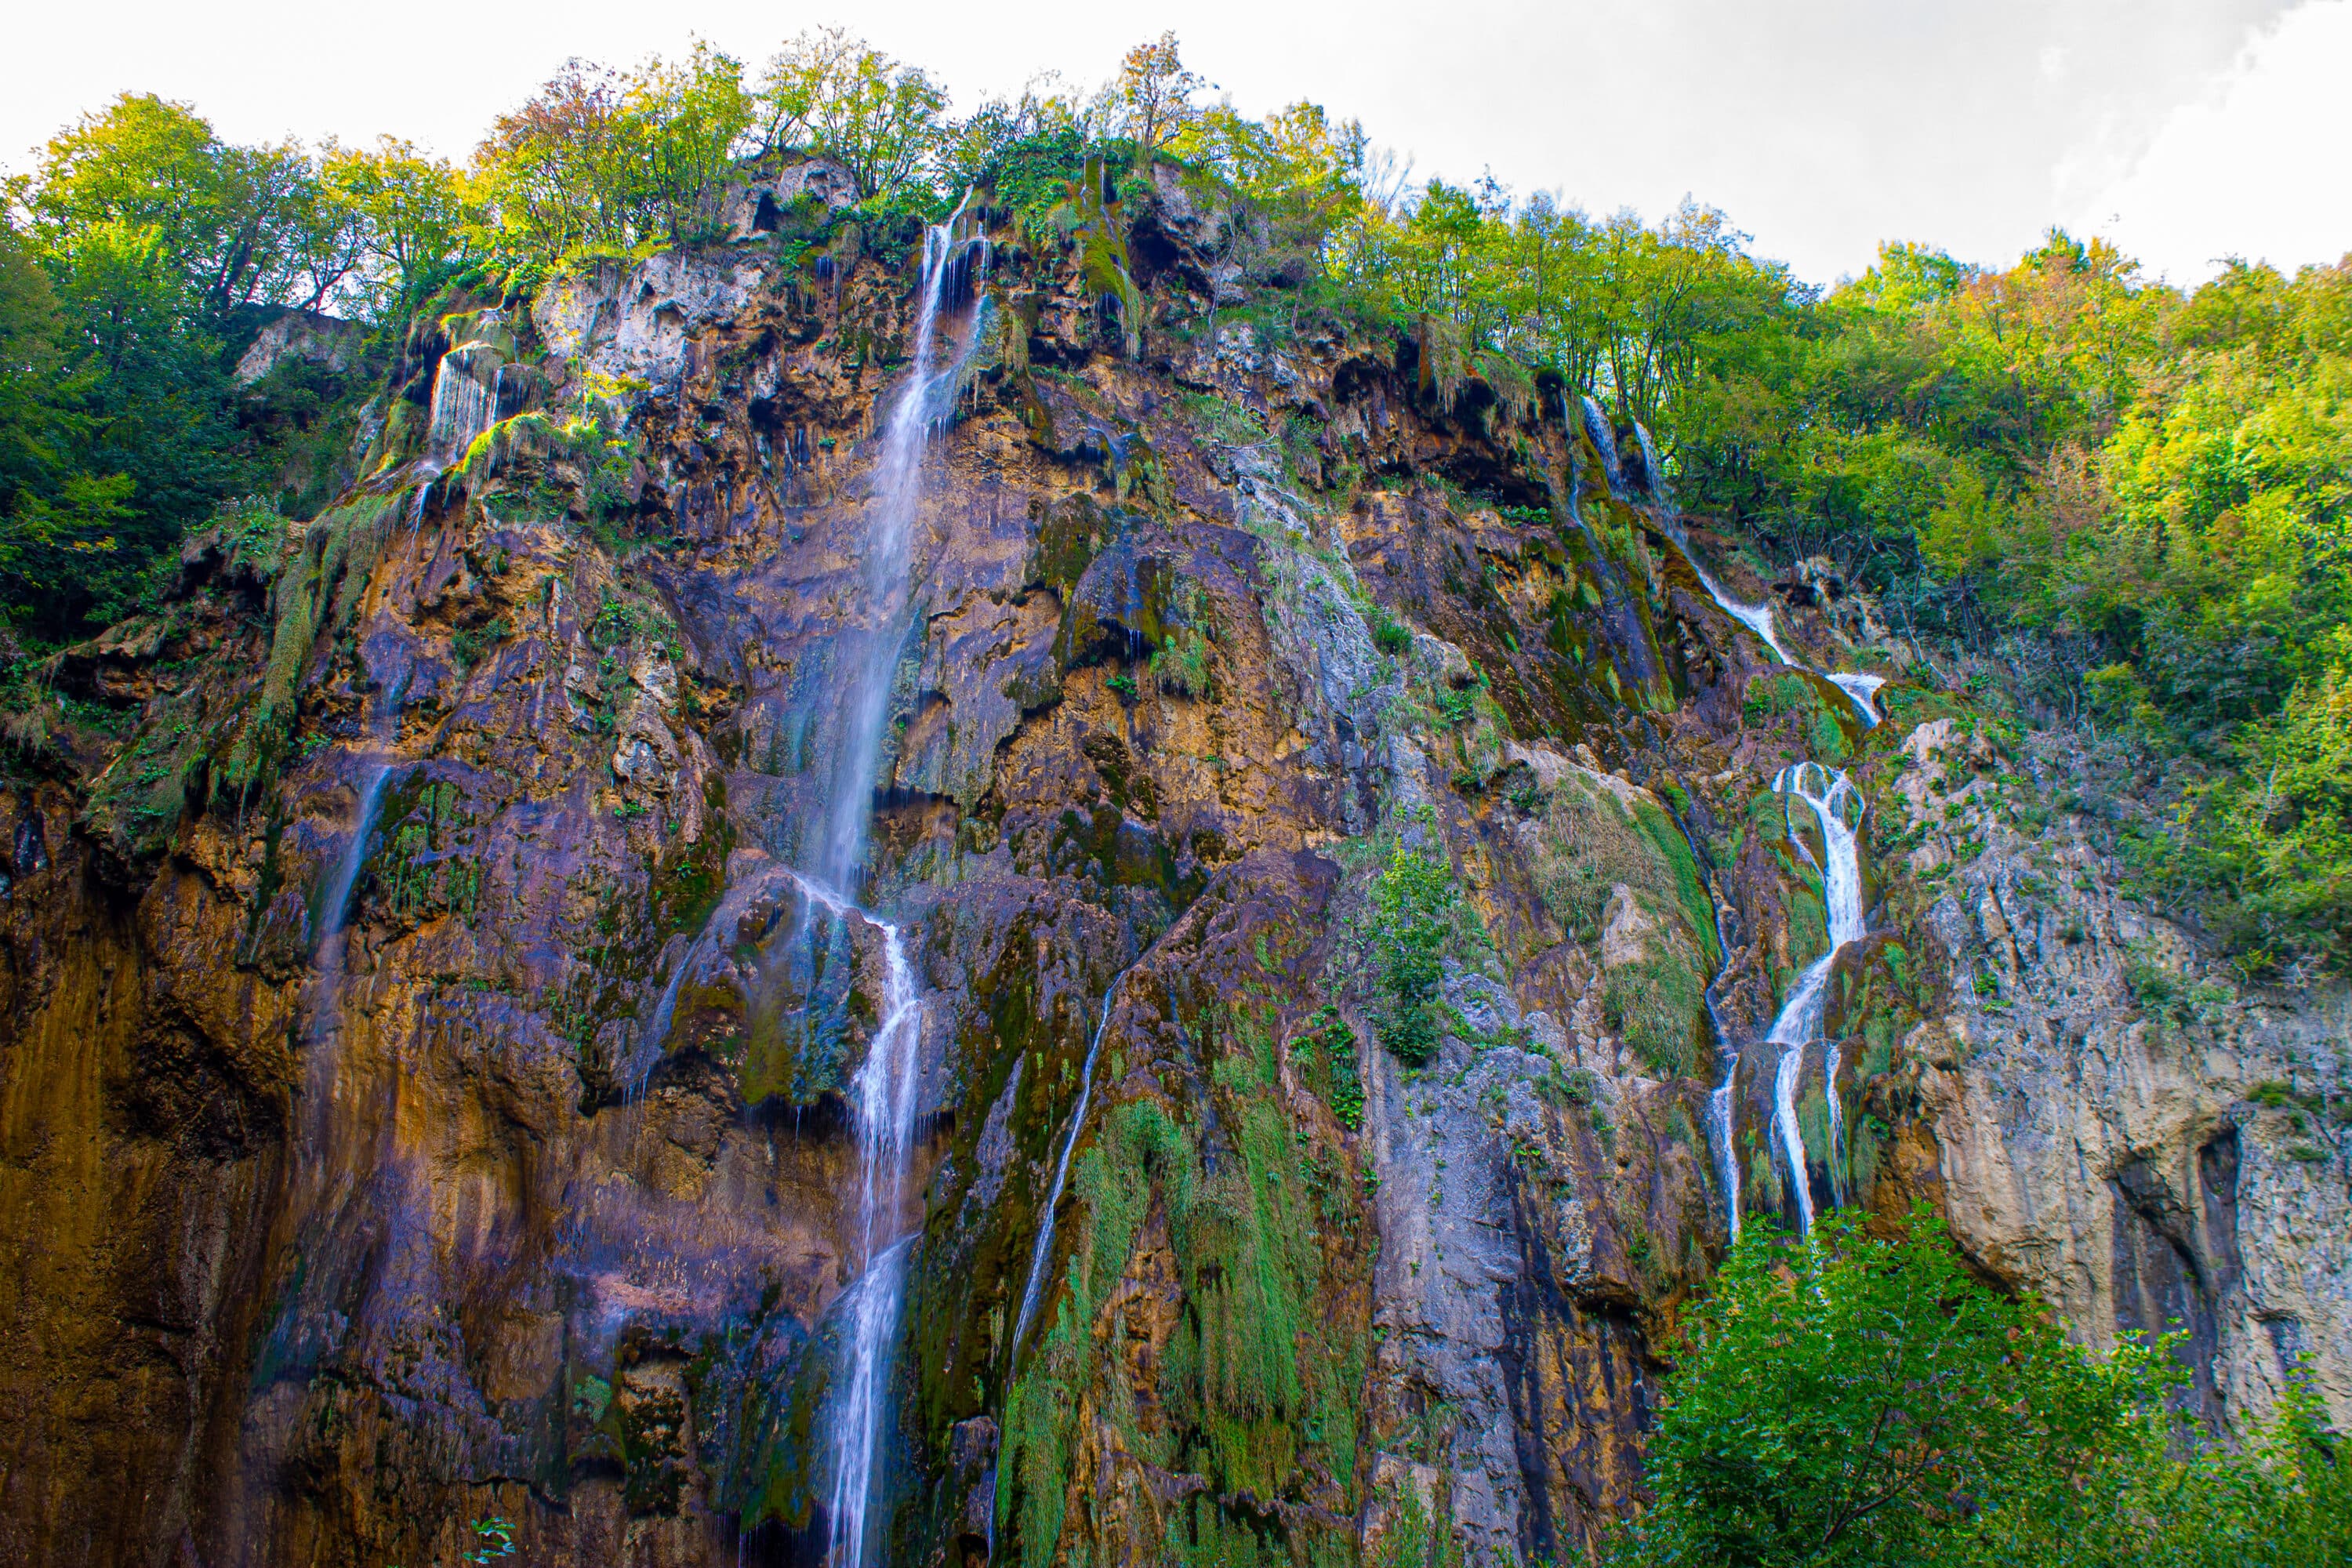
[1828,672,1886,727]
[1678,535,1797,669]
[1577,394,1625,495]
[424,345,499,467]
[1651,492,1880,1241]
[1662,793,1746,1244]
[1763,764,1864,1235]
[800,205,971,1568]
[816,212,967,895]
[1632,423,1671,506]
[317,679,408,956]
[1011,978,1126,1356]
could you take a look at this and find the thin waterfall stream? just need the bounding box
[1765,764,1865,1235]
[1011,976,1129,1357]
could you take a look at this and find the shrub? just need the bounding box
[1608,1207,2352,1568]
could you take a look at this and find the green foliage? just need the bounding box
[1000,1014,1366,1563]
[1296,1005,1364,1128]
[753,29,949,203]
[1367,845,1477,1065]
[2123,670,2352,971]
[1610,1207,2352,1568]
[471,45,754,262]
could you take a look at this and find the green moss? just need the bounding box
[1603,942,1708,1079]
[367,776,483,925]
[1000,1005,1369,1563]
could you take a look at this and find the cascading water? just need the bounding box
[1828,672,1886,727]
[1676,533,1797,670]
[424,344,499,468]
[816,212,975,896]
[1011,978,1127,1356]
[1640,430,1879,1238]
[299,674,408,1165]
[316,677,408,963]
[792,873,927,1568]
[1763,763,1864,1235]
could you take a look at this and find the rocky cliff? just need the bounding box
[1,162,2343,1568]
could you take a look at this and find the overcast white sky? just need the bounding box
[6,0,2347,287]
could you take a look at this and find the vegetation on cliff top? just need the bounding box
[3,31,2347,960]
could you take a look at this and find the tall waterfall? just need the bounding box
[809,209,972,1567]
[1764,764,1865,1235]
[818,216,964,895]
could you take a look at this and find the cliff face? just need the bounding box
[0,169,2343,1568]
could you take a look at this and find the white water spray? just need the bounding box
[1763,764,1864,1235]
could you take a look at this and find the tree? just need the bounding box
[0,217,132,606]
[1105,32,1206,169]
[320,137,468,323]
[754,29,947,202]
[474,49,752,262]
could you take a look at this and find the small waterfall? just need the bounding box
[1763,764,1865,1235]
[425,344,500,467]
[316,681,408,955]
[1677,535,1797,669]
[1632,423,1671,507]
[1661,791,1747,1243]
[1828,672,1886,727]
[1011,978,1127,1356]
[1577,394,1625,495]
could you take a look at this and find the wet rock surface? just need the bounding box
[0,183,2343,1568]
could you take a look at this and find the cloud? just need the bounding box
[2081,0,2352,281]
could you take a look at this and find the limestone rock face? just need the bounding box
[1870,720,2350,1429]
[0,187,2343,1568]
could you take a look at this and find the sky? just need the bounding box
[5,0,2347,288]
